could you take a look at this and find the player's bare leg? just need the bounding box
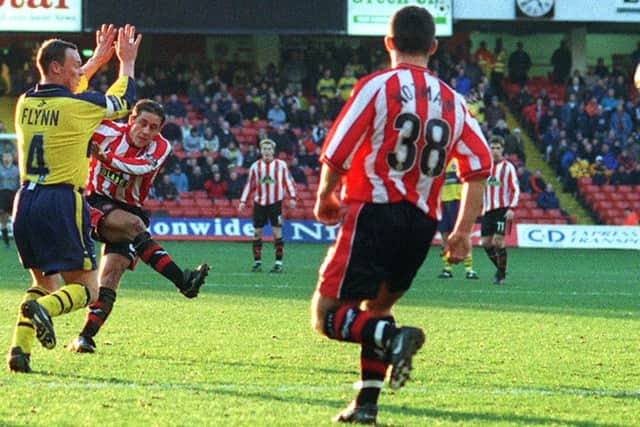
[98,209,208,297]
[312,283,425,424]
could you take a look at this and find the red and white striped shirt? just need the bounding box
[240,158,296,206]
[321,63,492,219]
[86,120,171,207]
[482,158,520,214]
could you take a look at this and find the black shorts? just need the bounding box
[87,193,149,264]
[481,207,509,237]
[318,201,437,300]
[253,201,282,228]
[0,189,16,214]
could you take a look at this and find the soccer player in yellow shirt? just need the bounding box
[437,159,479,279]
[7,24,141,373]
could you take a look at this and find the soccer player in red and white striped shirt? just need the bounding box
[69,100,209,354]
[309,6,492,424]
[239,139,297,273]
[481,136,519,285]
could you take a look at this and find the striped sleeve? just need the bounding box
[281,161,297,198]
[321,74,382,173]
[506,162,520,208]
[240,162,257,203]
[104,136,172,176]
[451,100,492,183]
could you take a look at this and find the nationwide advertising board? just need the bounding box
[149,218,639,250]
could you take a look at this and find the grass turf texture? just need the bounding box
[0,242,638,426]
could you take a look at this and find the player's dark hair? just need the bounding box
[489,135,505,147]
[36,39,78,75]
[133,99,166,125]
[389,6,435,54]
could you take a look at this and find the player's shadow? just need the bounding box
[380,404,628,427]
[25,370,635,427]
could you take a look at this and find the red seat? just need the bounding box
[196,206,214,217]
[167,207,186,217]
[179,199,196,207]
[192,190,208,199]
[609,193,624,201]
[624,192,640,202]
[217,207,236,217]
[613,200,628,210]
[252,120,269,129]
[617,185,632,193]
[161,200,178,209]
[178,191,194,200]
[146,199,162,209]
[529,208,545,218]
[545,208,563,218]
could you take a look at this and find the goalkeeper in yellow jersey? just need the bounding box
[437,159,479,280]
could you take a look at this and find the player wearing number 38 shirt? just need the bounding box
[310,6,492,424]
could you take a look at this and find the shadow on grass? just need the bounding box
[382,404,628,427]
[16,370,633,427]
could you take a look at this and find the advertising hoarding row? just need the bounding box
[149,218,639,250]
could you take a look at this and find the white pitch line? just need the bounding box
[150,282,639,299]
[2,381,639,399]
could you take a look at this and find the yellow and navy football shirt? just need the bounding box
[14,75,134,189]
[440,158,462,202]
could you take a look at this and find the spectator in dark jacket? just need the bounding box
[536,183,560,210]
[155,174,179,201]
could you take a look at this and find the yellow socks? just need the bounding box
[441,253,451,272]
[37,284,89,317]
[11,286,49,354]
[464,255,474,273]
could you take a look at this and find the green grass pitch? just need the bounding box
[0,242,638,426]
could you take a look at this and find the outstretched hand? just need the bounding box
[115,24,142,64]
[92,24,116,67]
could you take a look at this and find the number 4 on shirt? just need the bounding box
[26,134,50,176]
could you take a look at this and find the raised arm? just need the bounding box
[115,24,142,79]
[81,24,117,81]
